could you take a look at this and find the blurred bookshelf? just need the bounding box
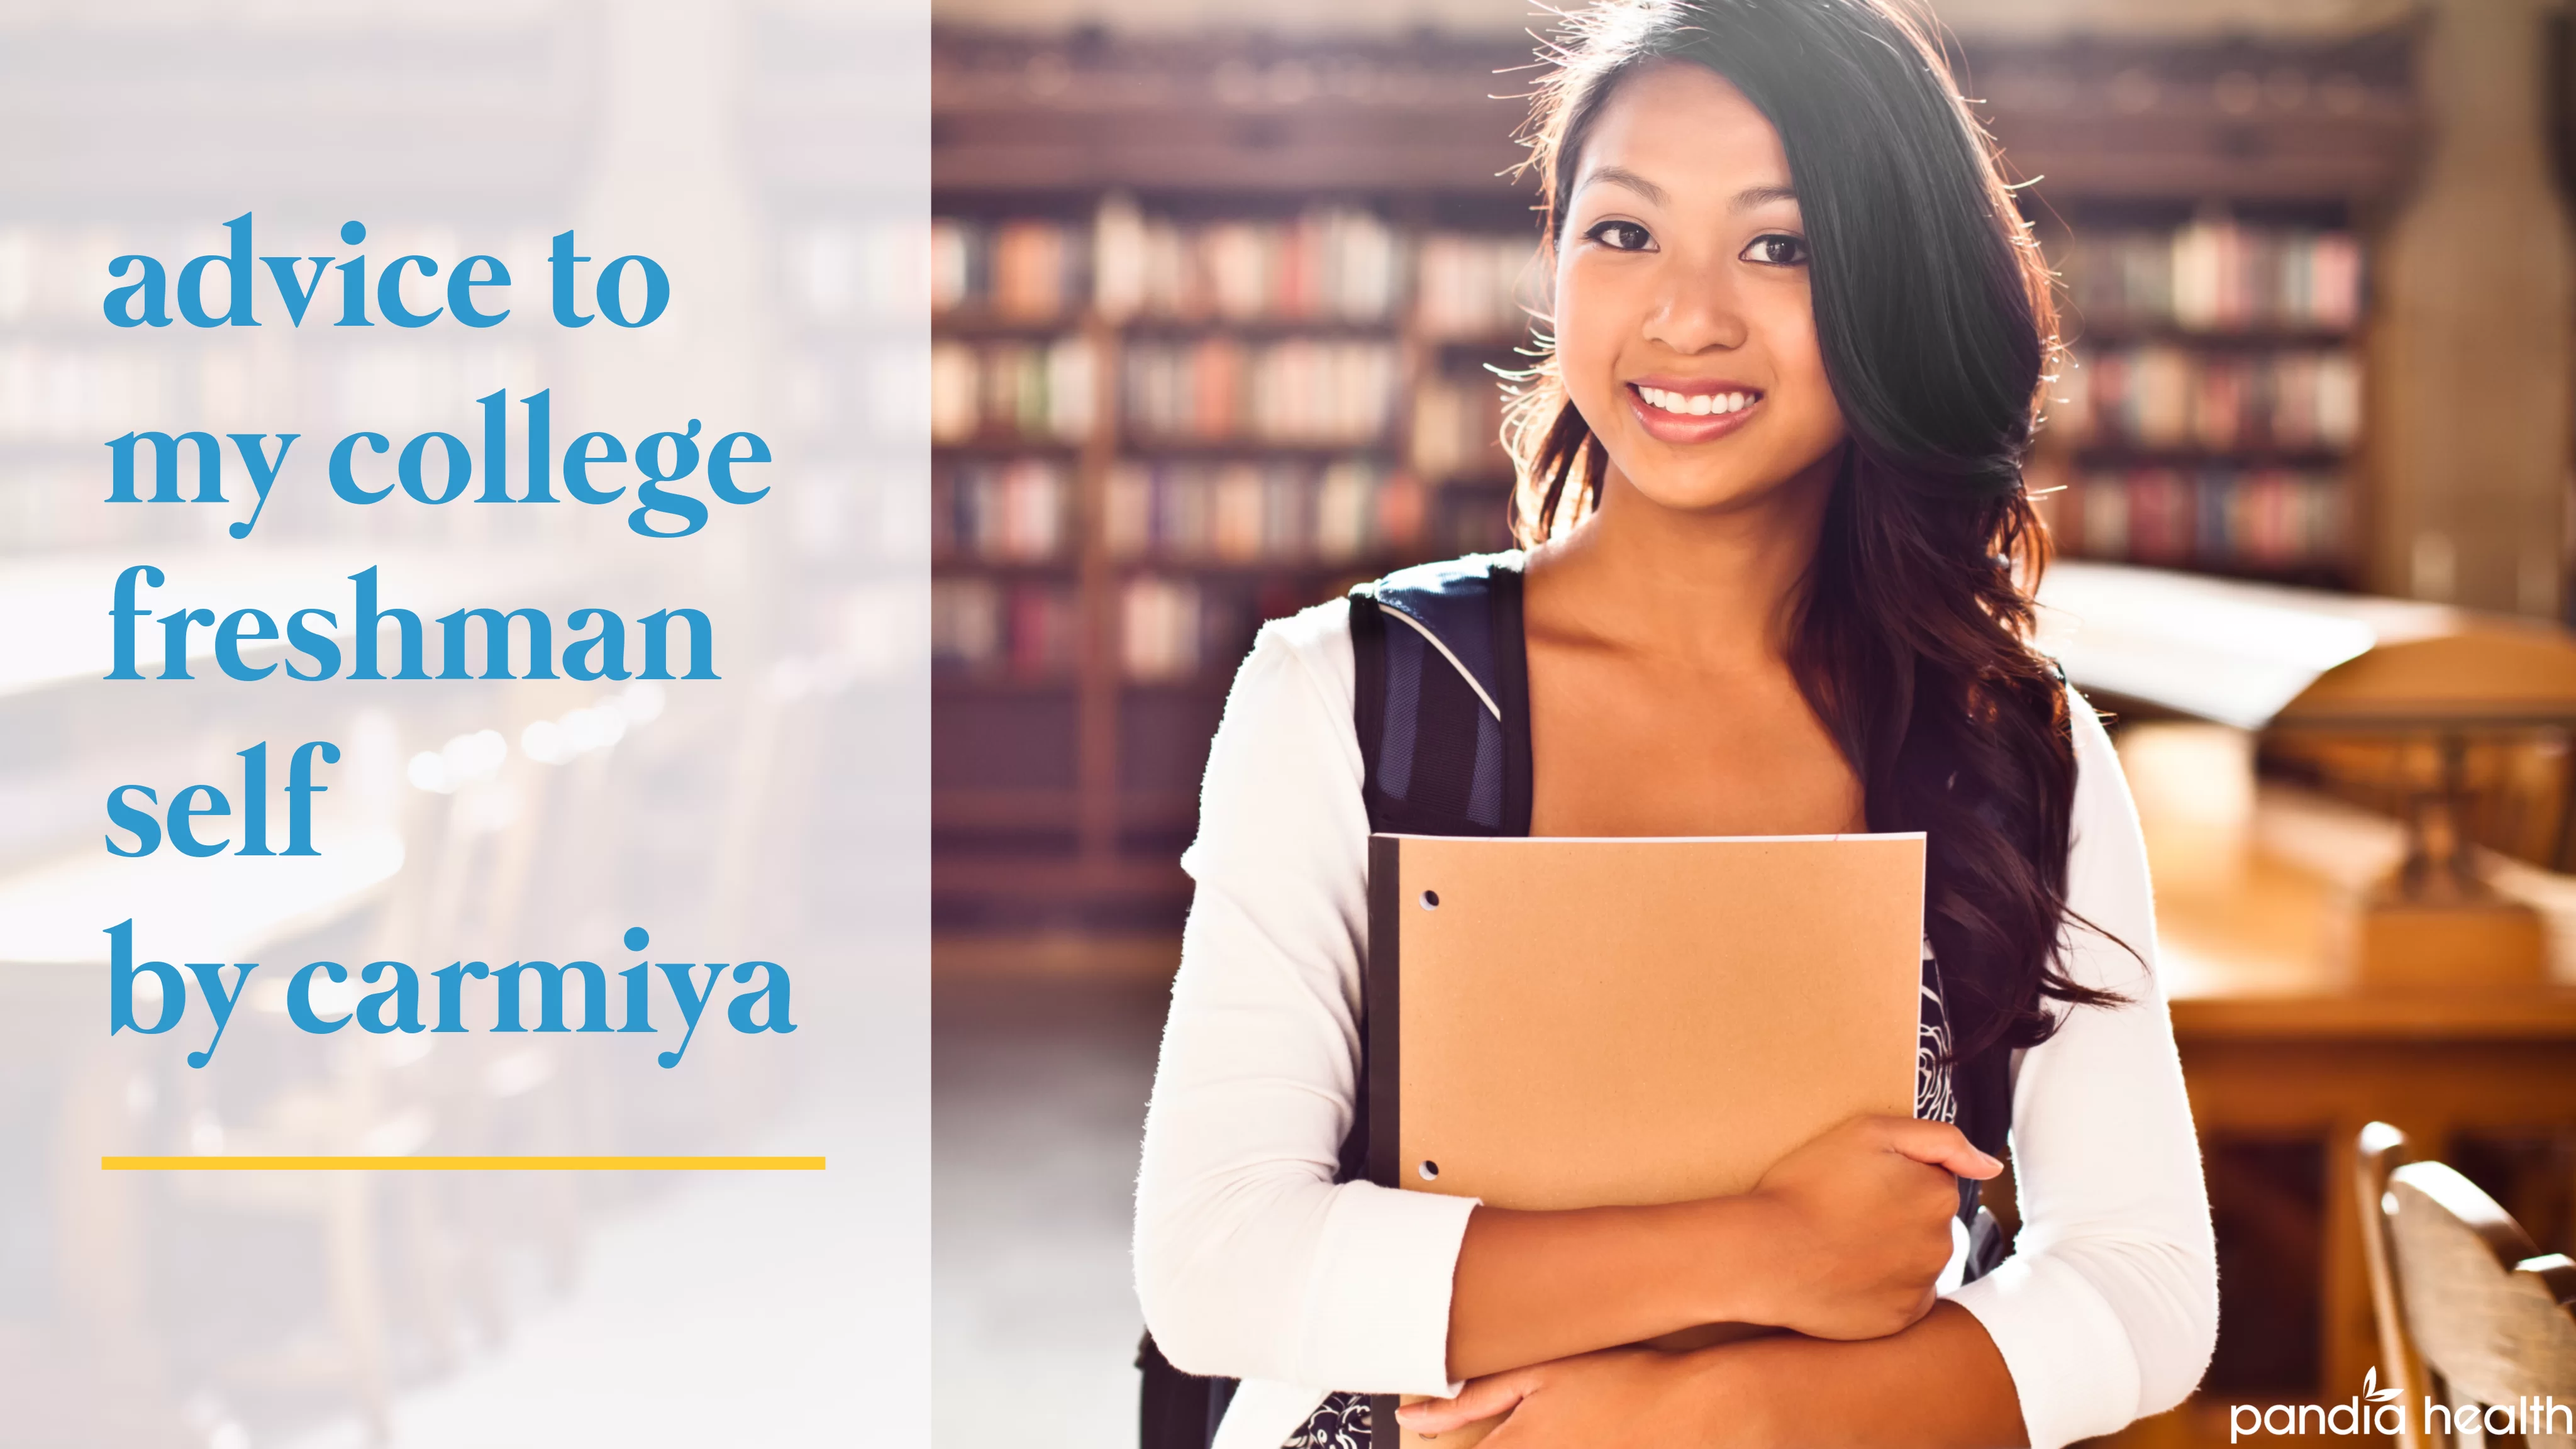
[924,26,2422,927]
[1970,28,2421,590]
[0,16,600,895]
[2036,217,2370,585]
[928,31,1543,926]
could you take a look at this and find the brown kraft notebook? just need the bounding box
[1364,831,1926,1447]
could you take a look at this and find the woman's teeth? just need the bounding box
[1637,386,1755,417]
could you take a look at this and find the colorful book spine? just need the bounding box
[934,207,1543,335]
[1102,458,1423,564]
[933,457,1071,562]
[2058,345,2360,452]
[930,337,1095,443]
[930,217,1092,319]
[1121,338,1399,445]
[2072,466,2346,569]
[1414,232,1538,340]
[937,572,1272,684]
[2062,222,2363,333]
[1118,574,1204,680]
[1410,373,1510,480]
[1094,202,1404,323]
[931,577,1082,677]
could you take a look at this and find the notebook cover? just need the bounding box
[1365,831,1926,1446]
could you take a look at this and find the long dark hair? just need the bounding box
[1507,0,2121,1055]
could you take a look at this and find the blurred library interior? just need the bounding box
[1,5,923,1447]
[926,0,2576,1445]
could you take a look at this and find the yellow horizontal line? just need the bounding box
[102,1155,826,1172]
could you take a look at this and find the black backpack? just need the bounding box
[1140,553,2012,1448]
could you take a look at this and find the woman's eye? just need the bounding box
[1741,232,1809,267]
[1584,219,1654,252]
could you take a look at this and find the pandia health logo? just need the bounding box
[2229,1369,2574,1442]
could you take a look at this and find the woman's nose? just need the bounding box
[1643,254,1750,353]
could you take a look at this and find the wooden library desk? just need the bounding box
[2100,791,2576,1446]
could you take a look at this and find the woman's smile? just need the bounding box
[1550,60,1845,515]
[1626,376,1766,444]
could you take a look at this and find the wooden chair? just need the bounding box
[2355,1121,2576,1448]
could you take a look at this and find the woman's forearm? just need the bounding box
[1401,1299,2026,1445]
[1445,1114,1996,1381]
[1702,1301,2026,1448]
[1446,1196,1775,1380]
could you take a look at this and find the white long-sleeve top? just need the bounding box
[1132,596,2218,1449]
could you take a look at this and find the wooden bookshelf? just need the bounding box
[1958,28,2420,591]
[926,26,2422,924]
[930,30,1541,925]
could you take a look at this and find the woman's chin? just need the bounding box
[1606,453,1836,519]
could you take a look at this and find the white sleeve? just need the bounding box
[1948,689,2220,1449]
[1131,598,1477,1397]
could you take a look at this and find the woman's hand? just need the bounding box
[1735,1114,2001,1340]
[1440,1114,1997,1379]
[1396,1346,1756,1446]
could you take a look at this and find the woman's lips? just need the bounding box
[1624,380,1764,444]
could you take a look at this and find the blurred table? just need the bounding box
[0,831,408,1442]
[2107,785,2576,1446]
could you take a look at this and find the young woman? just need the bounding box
[1132,2,2218,1445]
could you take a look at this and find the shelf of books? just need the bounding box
[1962,26,2415,591]
[924,26,2416,924]
[2029,214,2369,586]
[927,192,1533,921]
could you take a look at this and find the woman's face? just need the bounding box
[1553,61,1847,515]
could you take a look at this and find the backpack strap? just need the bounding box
[1135,1333,1235,1449]
[1349,553,1531,838]
[1955,1034,2014,1240]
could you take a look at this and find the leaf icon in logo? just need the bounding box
[2363,1367,2402,1404]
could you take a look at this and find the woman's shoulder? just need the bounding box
[1194,598,1364,855]
[1219,597,1357,756]
[1238,549,1528,704]
[2058,677,2123,801]
[1240,596,1355,718]
[2058,677,2134,839]
[1257,592,1353,660]
[2053,673,2161,991]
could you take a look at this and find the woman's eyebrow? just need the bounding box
[1732,184,1799,213]
[1576,165,1668,207]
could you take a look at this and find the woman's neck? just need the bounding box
[1528,452,1838,669]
